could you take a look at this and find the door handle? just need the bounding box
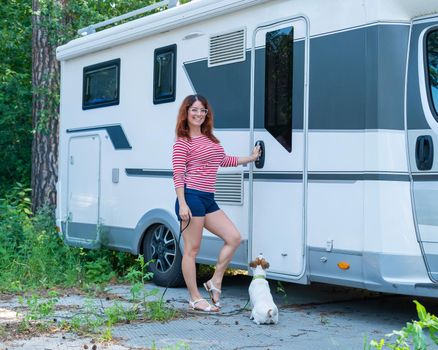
[415,135,434,171]
[254,140,265,169]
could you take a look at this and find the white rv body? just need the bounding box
[56,0,438,296]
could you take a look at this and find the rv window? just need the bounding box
[83,59,120,110]
[265,26,293,153]
[154,44,176,104]
[427,29,438,119]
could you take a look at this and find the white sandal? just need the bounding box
[203,280,222,308]
[188,298,219,313]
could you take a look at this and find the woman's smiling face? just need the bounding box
[187,100,208,129]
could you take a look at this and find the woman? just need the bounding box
[172,94,260,312]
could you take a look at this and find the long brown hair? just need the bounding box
[175,94,219,143]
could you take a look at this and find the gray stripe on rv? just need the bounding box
[126,169,172,177]
[126,169,410,181]
[63,222,134,251]
[308,173,409,181]
[184,24,408,131]
[62,220,248,268]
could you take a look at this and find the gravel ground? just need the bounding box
[0,275,436,350]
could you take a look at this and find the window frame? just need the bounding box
[424,27,438,122]
[82,58,121,110]
[153,44,177,105]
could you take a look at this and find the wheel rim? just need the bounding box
[150,224,177,273]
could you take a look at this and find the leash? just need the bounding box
[214,297,251,316]
[160,217,191,302]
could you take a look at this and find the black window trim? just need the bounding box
[424,26,438,122]
[264,26,294,153]
[82,58,121,110]
[153,44,177,105]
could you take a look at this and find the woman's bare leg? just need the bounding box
[204,210,241,302]
[181,217,218,310]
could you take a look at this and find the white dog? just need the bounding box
[248,255,279,325]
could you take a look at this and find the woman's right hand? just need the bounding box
[179,203,192,222]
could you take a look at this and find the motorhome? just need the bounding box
[56,0,438,297]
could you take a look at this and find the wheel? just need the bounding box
[143,223,185,287]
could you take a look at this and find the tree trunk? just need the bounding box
[31,0,61,212]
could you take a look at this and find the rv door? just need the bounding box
[407,17,438,282]
[249,17,309,280]
[66,135,101,248]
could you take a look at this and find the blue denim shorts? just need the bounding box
[175,187,220,220]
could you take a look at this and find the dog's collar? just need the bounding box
[252,275,266,280]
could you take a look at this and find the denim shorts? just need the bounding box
[175,187,220,220]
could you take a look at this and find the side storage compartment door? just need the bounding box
[407,17,438,282]
[66,135,101,247]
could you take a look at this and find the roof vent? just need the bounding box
[208,28,246,67]
[215,172,243,205]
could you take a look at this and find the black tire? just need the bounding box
[143,223,185,287]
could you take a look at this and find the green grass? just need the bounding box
[0,183,137,292]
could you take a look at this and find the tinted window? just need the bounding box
[154,44,176,104]
[265,27,293,152]
[427,29,438,119]
[83,59,120,110]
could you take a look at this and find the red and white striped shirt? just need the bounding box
[172,135,238,193]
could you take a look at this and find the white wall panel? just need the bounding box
[309,131,407,172]
[307,181,363,252]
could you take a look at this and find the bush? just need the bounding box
[369,300,438,350]
[0,184,79,291]
[0,184,135,292]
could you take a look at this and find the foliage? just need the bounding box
[35,0,192,55]
[83,257,117,286]
[428,31,438,88]
[124,255,176,322]
[0,184,135,292]
[125,255,154,293]
[276,281,288,301]
[368,300,438,350]
[68,297,106,334]
[17,291,59,331]
[0,184,83,291]
[0,1,33,196]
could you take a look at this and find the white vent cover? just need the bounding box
[215,172,243,205]
[208,28,246,67]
